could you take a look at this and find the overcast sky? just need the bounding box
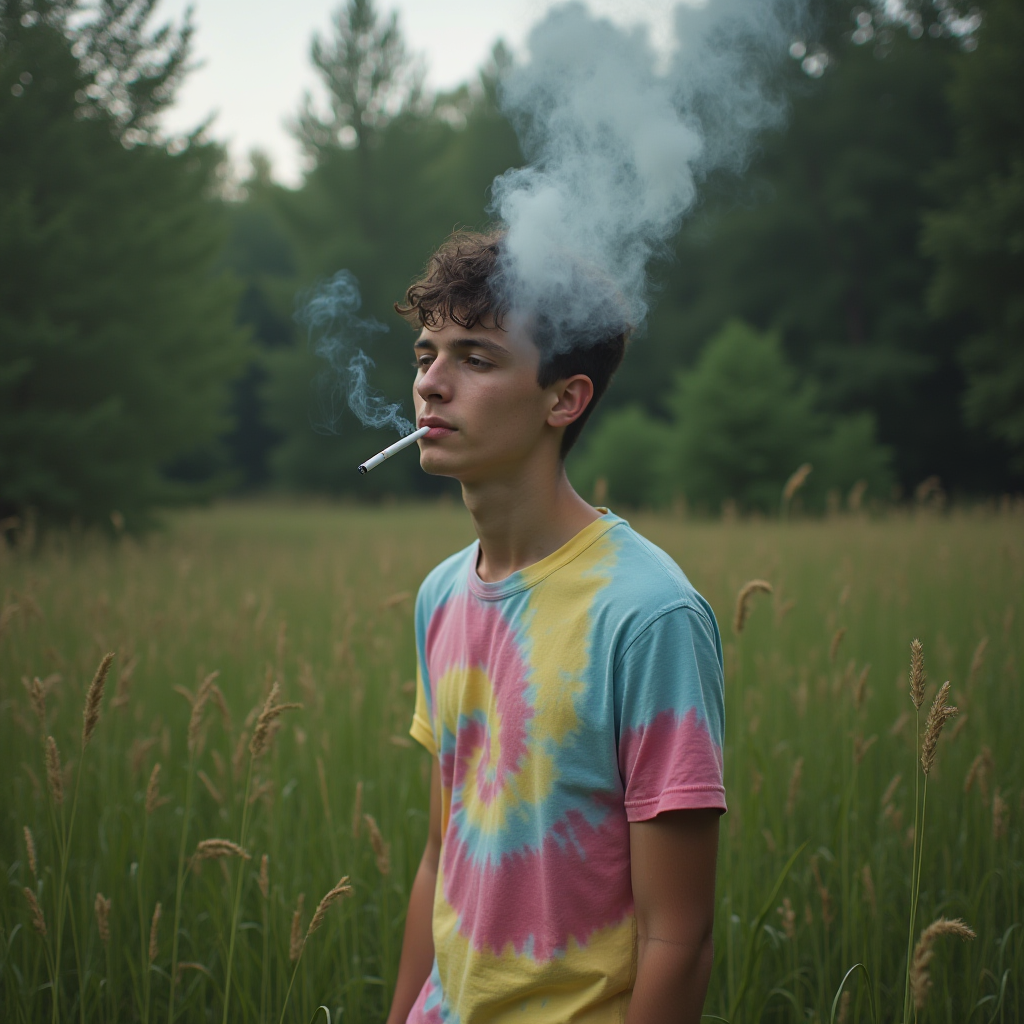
[158,0,684,186]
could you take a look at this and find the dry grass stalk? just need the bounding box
[854,734,877,765]
[889,711,910,738]
[188,671,219,753]
[381,590,413,610]
[289,893,306,961]
[146,762,167,815]
[129,736,159,776]
[209,683,232,734]
[992,789,1008,840]
[967,636,989,688]
[964,747,994,804]
[95,892,111,945]
[733,580,773,634]
[173,684,195,706]
[248,777,275,806]
[810,856,834,927]
[23,826,37,878]
[881,773,903,808]
[364,814,391,875]
[258,855,269,900]
[854,663,871,710]
[307,877,353,937]
[175,961,212,986]
[352,780,363,838]
[910,917,976,1011]
[110,655,137,709]
[761,828,777,853]
[197,769,224,805]
[829,627,847,664]
[786,757,804,818]
[782,463,813,504]
[82,652,115,748]
[23,887,46,936]
[861,863,877,917]
[249,681,302,758]
[148,902,162,963]
[27,676,46,726]
[45,736,63,805]
[910,639,926,709]
[191,839,251,869]
[836,990,851,1024]
[777,897,796,939]
[949,712,968,741]
[921,681,958,775]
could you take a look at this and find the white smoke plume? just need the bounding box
[490,0,804,352]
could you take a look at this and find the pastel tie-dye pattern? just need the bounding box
[408,512,725,1023]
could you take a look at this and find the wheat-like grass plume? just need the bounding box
[197,769,224,805]
[23,886,47,936]
[964,746,993,804]
[23,825,37,878]
[149,902,162,962]
[786,757,803,818]
[921,681,957,775]
[259,854,269,900]
[992,789,1008,840]
[83,651,115,748]
[27,676,46,726]
[364,814,391,875]
[307,877,353,937]
[829,626,847,664]
[289,893,306,961]
[881,773,902,809]
[910,638,926,709]
[967,636,988,687]
[146,762,166,815]
[910,917,976,1010]
[734,579,773,634]
[45,735,63,805]
[95,892,111,945]
[854,663,871,709]
[191,838,251,868]
[250,681,302,758]
[209,682,232,734]
[782,463,813,505]
[188,671,219,752]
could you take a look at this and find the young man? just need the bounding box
[386,232,726,1024]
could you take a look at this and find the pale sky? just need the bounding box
[158,0,685,186]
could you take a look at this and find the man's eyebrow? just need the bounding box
[413,336,508,356]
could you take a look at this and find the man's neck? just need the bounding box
[461,454,601,584]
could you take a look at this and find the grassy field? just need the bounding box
[0,501,1021,1023]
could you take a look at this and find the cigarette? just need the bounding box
[357,425,430,475]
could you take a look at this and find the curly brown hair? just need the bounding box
[395,231,628,457]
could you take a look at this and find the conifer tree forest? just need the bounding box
[1,0,1022,528]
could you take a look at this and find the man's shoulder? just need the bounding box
[602,517,717,634]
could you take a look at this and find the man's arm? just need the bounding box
[626,807,720,1024]
[386,757,443,1024]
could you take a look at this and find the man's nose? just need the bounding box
[415,357,452,404]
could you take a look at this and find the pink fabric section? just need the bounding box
[426,595,533,802]
[406,976,443,1024]
[618,707,726,820]
[442,795,632,961]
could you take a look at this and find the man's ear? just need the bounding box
[547,374,594,430]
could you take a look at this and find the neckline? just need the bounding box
[467,509,621,601]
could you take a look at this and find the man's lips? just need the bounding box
[418,417,456,439]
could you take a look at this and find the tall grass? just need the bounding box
[0,501,1020,1022]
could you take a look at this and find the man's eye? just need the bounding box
[466,356,489,368]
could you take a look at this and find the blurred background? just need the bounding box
[2,0,1021,531]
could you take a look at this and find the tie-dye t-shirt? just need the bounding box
[406,511,726,1024]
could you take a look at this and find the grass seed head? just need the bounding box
[967,636,989,688]
[83,652,115,748]
[733,580,773,634]
[148,902,161,963]
[45,735,63,805]
[23,886,46,936]
[190,839,251,870]
[964,746,993,804]
[307,877,353,937]
[95,892,111,945]
[881,773,902,808]
[829,626,847,664]
[197,769,224,805]
[188,671,219,753]
[992,789,1008,840]
[910,917,976,1011]
[364,814,391,875]
[782,463,813,504]
[145,762,165,814]
[786,757,804,818]
[921,681,957,776]
[910,638,926,710]
[289,893,306,961]
[27,676,46,726]
[854,663,871,709]
[259,854,269,900]
[854,734,877,765]
[777,897,796,939]
[249,681,302,759]
[209,682,232,734]
[23,826,37,878]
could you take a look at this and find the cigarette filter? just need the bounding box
[357,425,430,474]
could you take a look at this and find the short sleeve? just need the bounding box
[410,661,437,755]
[615,603,726,820]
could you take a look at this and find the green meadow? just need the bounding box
[1,502,1020,1023]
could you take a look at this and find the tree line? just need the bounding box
[1,0,1020,529]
